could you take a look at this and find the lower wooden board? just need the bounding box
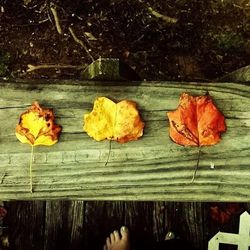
[4,201,45,250]
[4,201,249,250]
[84,201,125,249]
[0,80,249,201]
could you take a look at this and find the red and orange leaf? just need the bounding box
[209,203,242,225]
[16,102,62,146]
[167,93,226,146]
[0,206,7,219]
[83,97,144,143]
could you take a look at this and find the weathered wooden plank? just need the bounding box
[125,202,155,249]
[164,202,207,249]
[152,202,166,242]
[84,201,124,250]
[4,201,45,250]
[69,201,85,250]
[3,200,250,250]
[0,80,249,201]
[44,200,85,250]
[180,202,207,249]
[44,201,71,250]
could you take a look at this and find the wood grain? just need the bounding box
[44,201,71,250]
[43,200,85,250]
[125,202,155,249]
[5,201,45,250]
[3,200,250,250]
[84,201,124,249]
[69,201,85,250]
[0,80,249,201]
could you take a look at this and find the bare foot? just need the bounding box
[103,226,130,250]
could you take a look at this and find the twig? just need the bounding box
[68,27,95,62]
[148,7,177,24]
[38,18,49,24]
[27,64,83,72]
[191,147,201,183]
[233,3,250,9]
[22,3,38,10]
[50,5,62,34]
[10,20,49,27]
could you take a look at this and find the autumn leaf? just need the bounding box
[16,102,61,146]
[167,93,226,146]
[16,102,62,193]
[83,97,144,143]
[0,207,7,219]
[209,203,242,225]
[167,93,226,181]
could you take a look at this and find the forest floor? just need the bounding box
[0,0,249,81]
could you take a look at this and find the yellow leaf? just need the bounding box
[16,102,62,146]
[83,97,144,143]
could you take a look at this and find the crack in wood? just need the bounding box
[0,105,30,110]
[0,173,7,185]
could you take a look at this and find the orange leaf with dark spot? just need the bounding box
[16,102,62,146]
[167,93,226,146]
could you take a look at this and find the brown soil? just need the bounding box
[0,0,249,80]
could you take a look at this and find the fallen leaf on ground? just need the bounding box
[0,207,7,219]
[83,97,144,143]
[16,102,62,146]
[15,102,62,193]
[209,203,242,225]
[167,93,226,146]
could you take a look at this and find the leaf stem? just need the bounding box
[191,147,201,183]
[105,141,112,166]
[30,145,34,193]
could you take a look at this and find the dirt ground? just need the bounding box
[0,0,249,81]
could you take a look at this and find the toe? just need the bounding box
[106,237,111,247]
[120,226,129,240]
[110,232,115,243]
[113,230,120,241]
